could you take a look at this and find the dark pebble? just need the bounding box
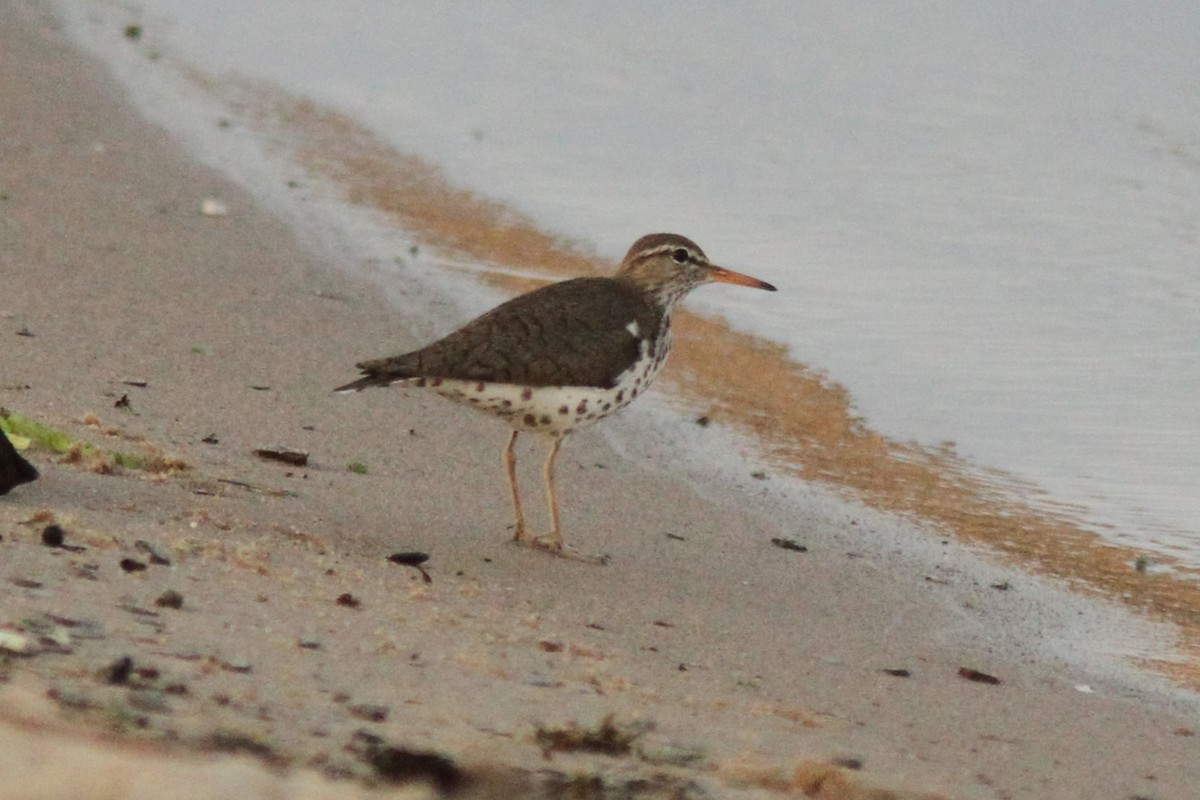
[364,744,463,793]
[388,551,432,583]
[154,590,184,609]
[105,656,134,685]
[882,668,912,678]
[336,593,361,608]
[119,558,147,573]
[770,537,808,553]
[41,524,66,547]
[387,551,429,566]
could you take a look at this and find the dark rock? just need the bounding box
[41,524,66,547]
[0,431,38,495]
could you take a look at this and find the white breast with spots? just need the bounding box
[397,317,673,437]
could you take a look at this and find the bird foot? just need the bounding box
[513,529,609,565]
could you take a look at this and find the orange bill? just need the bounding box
[708,265,777,292]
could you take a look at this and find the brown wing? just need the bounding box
[340,278,663,390]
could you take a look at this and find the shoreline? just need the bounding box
[80,1,1200,686]
[3,3,1199,798]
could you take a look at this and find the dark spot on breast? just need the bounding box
[521,387,533,401]
[558,405,570,415]
[539,415,552,426]
[576,400,588,415]
[501,400,512,408]
[631,388,639,399]
[523,413,536,426]
[615,390,624,403]
[475,382,486,392]
[602,403,611,411]
[430,378,443,388]
[586,413,597,420]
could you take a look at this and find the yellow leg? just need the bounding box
[502,430,527,541]
[540,436,565,550]
[529,435,608,565]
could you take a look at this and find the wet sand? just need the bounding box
[2,4,1198,798]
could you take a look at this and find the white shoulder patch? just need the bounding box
[625,320,640,338]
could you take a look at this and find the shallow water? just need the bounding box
[65,0,1200,564]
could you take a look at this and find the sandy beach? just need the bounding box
[2,4,1198,798]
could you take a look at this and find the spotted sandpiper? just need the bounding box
[336,233,776,561]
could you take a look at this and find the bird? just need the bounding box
[336,233,776,562]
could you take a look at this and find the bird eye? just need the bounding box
[671,248,689,264]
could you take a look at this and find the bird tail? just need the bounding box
[334,357,409,393]
[333,375,382,393]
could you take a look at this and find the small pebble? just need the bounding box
[221,658,253,674]
[135,540,172,565]
[349,703,390,723]
[105,656,134,685]
[154,590,184,609]
[636,739,706,767]
[119,558,147,573]
[127,689,172,714]
[0,631,32,654]
[201,198,228,217]
[41,524,66,547]
[336,593,361,608]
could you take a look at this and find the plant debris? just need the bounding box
[349,703,389,723]
[253,446,309,466]
[350,731,465,792]
[770,537,808,553]
[199,732,284,766]
[388,551,432,583]
[958,667,1001,685]
[534,714,646,757]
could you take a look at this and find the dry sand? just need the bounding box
[2,4,1198,799]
